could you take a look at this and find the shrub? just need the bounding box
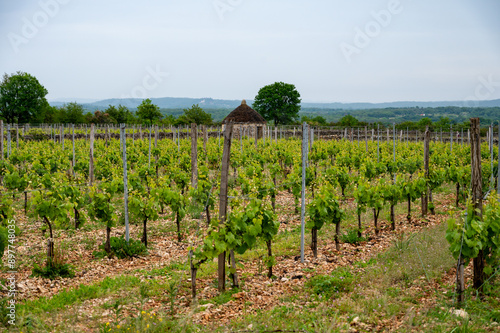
[31,247,75,279]
[340,229,367,245]
[32,260,75,279]
[94,236,148,259]
[306,268,354,299]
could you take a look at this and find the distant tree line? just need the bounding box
[0,71,216,126]
[299,114,486,132]
[299,106,500,127]
[1,71,497,130]
[36,101,216,126]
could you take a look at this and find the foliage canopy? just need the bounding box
[253,82,301,125]
[136,99,162,125]
[177,104,213,125]
[0,71,48,123]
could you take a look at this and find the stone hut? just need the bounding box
[222,100,267,139]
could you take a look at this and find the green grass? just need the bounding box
[32,261,75,280]
[93,236,148,259]
[200,288,241,306]
[306,267,354,299]
[147,261,186,276]
[340,228,367,245]
[18,275,141,314]
[7,185,500,332]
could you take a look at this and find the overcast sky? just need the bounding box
[1,0,499,103]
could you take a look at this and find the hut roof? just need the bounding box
[222,100,266,124]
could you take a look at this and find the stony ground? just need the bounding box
[0,189,470,332]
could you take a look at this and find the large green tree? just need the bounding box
[61,102,86,124]
[0,71,48,123]
[338,114,359,127]
[176,104,213,125]
[105,104,136,124]
[253,82,301,125]
[35,103,59,123]
[136,99,162,125]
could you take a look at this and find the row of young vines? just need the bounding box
[0,123,498,298]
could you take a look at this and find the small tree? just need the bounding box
[0,71,48,123]
[105,104,134,124]
[90,110,114,124]
[338,114,359,127]
[177,104,213,125]
[61,102,86,124]
[136,98,162,125]
[253,82,301,125]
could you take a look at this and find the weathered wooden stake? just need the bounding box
[218,122,233,292]
[457,256,465,305]
[89,124,95,186]
[422,126,430,217]
[121,124,130,242]
[72,124,75,177]
[0,120,3,160]
[191,123,198,189]
[254,124,258,149]
[470,118,485,295]
[148,125,152,168]
[155,125,159,178]
[300,122,309,263]
[7,124,11,157]
[202,125,207,154]
[365,126,368,152]
[24,191,27,214]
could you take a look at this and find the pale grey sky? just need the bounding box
[1,0,499,103]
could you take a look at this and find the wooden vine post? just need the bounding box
[391,123,396,230]
[422,126,430,216]
[254,124,258,148]
[218,122,233,292]
[498,125,500,194]
[365,126,368,152]
[7,124,10,158]
[0,120,3,160]
[89,124,95,186]
[300,122,309,263]
[72,124,76,177]
[191,123,198,190]
[121,124,130,242]
[105,125,109,147]
[155,125,159,178]
[148,126,152,167]
[202,125,207,155]
[470,118,485,294]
